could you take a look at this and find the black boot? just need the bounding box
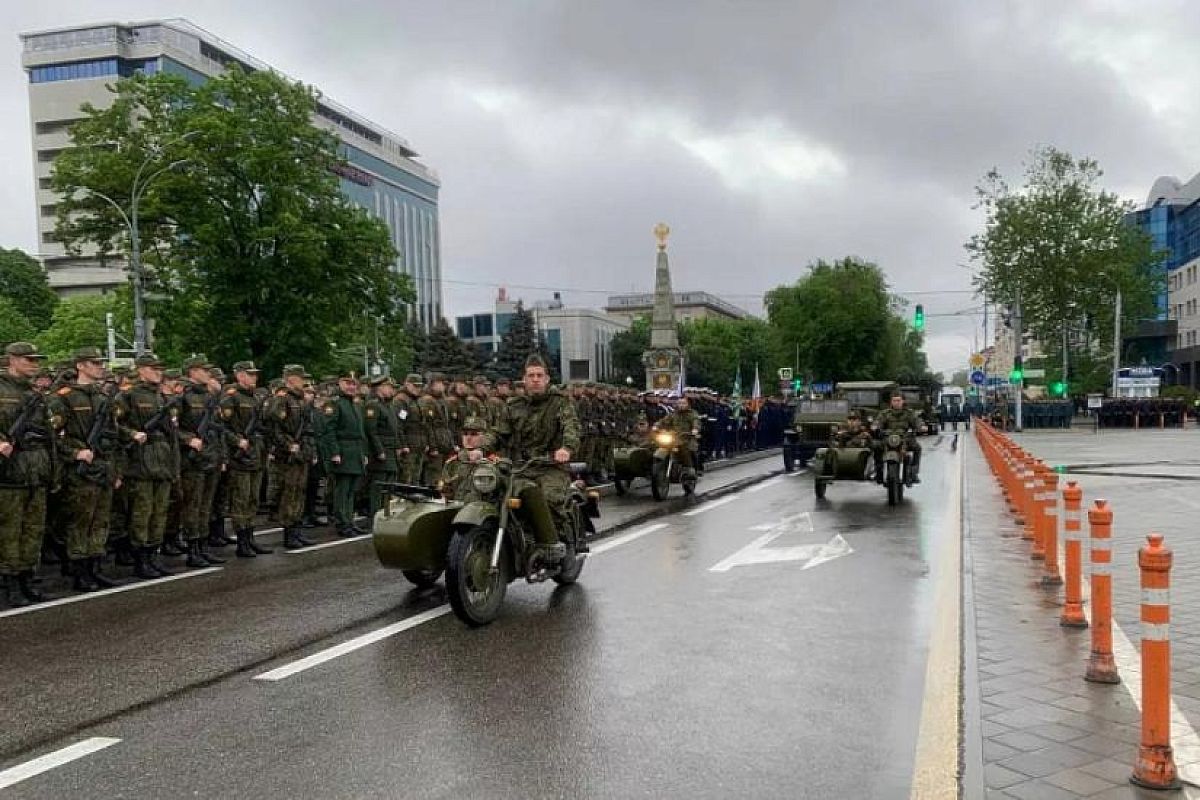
[133,547,157,579]
[283,528,304,550]
[113,537,135,567]
[71,560,99,592]
[247,529,273,555]
[160,534,187,557]
[17,571,45,603]
[235,529,258,558]
[3,576,29,608]
[293,527,315,547]
[208,516,233,547]
[146,547,175,577]
[90,557,118,589]
[186,540,208,568]
[197,539,225,565]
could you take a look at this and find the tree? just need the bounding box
[493,303,556,381]
[610,316,650,383]
[0,297,38,345]
[51,69,408,376]
[35,292,134,363]
[422,318,480,376]
[967,147,1161,386]
[0,248,58,329]
[680,317,778,394]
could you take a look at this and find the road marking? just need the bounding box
[283,535,371,554]
[0,568,223,620]
[910,446,963,799]
[255,605,453,681]
[259,522,672,680]
[681,495,740,516]
[589,522,670,555]
[746,476,785,493]
[0,737,121,790]
[709,513,850,573]
[748,512,814,533]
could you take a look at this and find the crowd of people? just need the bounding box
[0,341,789,608]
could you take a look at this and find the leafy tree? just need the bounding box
[404,318,431,374]
[422,318,480,376]
[610,316,650,382]
[967,147,1161,386]
[493,303,556,381]
[0,248,58,329]
[35,292,134,363]
[680,317,778,394]
[0,297,38,345]
[51,69,408,377]
[946,369,971,387]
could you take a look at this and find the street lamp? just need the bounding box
[77,130,200,355]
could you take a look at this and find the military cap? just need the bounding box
[404,373,425,386]
[337,369,359,381]
[232,360,260,374]
[524,353,549,371]
[210,366,226,380]
[35,366,54,379]
[282,363,307,377]
[269,378,285,391]
[163,368,182,380]
[182,354,213,371]
[72,346,105,363]
[462,416,487,432]
[369,374,394,387]
[494,377,511,387]
[5,341,46,360]
[134,353,165,368]
[472,375,491,386]
[426,371,447,384]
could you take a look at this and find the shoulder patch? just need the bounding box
[225,388,237,396]
[366,408,376,418]
[56,386,72,396]
[323,404,336,416]
[222,407,234,419]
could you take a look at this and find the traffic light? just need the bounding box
[1009,356,1023,384]
[793,378,803,393]
[914,304,925,330]
[1051,380,1066,396]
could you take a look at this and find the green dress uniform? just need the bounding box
[394,386,425,485]
[114,377,179,576]
[481,388,581,549]
[318,388,367,535]
[219,377,272,556]
[364,392,402,526]
[265,382,314,548]
[0,369,54,603]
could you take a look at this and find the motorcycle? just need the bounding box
[879,431,915,507]
[445,457,600,627]
[649,428,697,501]
[372,482,460,589]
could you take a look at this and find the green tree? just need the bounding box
[51,69,408,376]
[610,316,650,383]
[680,317,777,394]
[0,297,38,345]
[493,303,556,381]
[423,318,480,376]
[35,292,134,363]
[0,248,58,329]
[967,146,1161,386]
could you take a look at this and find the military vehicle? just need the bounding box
[782,381,898,471]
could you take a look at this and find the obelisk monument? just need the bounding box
[643,222,685,391]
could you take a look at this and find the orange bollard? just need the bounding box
[1059,481,1087,627]
[1084,500,1120,684]
[1031,463,1049,560]
[1018,458,1037,535]
[1040,470,1061,585]
[1131,533,1180,790]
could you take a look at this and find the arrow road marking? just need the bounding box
[710,511,852,573]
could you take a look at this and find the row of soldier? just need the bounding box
[0,341,779,608]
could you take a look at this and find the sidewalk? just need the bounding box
[963,431,1200,799]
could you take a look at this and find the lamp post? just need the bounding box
[79,130,200,355]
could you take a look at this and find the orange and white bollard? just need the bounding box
[1059,481,1087,627]
[1031,463,1049,561]
[1131,533,1180,790]
[1084,500,1120,684]
[1040,470,1061,585]
[1019,458,1037,538]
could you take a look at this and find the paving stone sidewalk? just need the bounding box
[964,431,1200,799]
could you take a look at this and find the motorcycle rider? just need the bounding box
[440,416,491,501]
[657,396,701,478]
[832,411,872,448]
[872,391,922,484]
[468,354,580,564]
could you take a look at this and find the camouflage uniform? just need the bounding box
[175,359,226,567]
[364,376,402,528]
[266,366,315,548]
[395,375,426,485]
[220,363,272,557]
[418,375,454,487]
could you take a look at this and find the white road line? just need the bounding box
[681,495,741,517]
[283,536,371,554]
[0,568,223,620]
[0,737,121,790]
[588,522,669,555]
[255,606,453,682]
[746,476,785,493]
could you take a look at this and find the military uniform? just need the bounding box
[175,356,226,567]
[265,365,316,549]
[395,375,426,485]
[0,342,55,605]
[364,376,403,528]
[873,403,923,481]
[660,406,701,475]
[439,416,489,501]
[220,362,272,557]
[318,377,367,536]
[418,375,454,487]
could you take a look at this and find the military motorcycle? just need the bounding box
[445,457,600,627]
[879,431,915,506]
[649,428,697,501]
[372,483,460,589]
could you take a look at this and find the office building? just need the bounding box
[21,18,443,326]
[604,291,749,325]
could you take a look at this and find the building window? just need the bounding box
[41,231,57,244]
[38,177,53,190]
[569,359,590,381]
[40,204,57,217]
[473,314,493,337]
[456,316,474,340]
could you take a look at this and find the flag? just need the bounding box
[668,357,685,399]
[730,366,743,420]
[750,363,762,410]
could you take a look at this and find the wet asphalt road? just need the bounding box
[2,440,961,799]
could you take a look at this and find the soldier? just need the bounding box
[174,355,227,568]
[873,391,923,484]
[220,361,273,558]
[658,395,701,478]
[0,342,55,606]
[486,378,509,429]
[832,411,873,448]
[439,416,490,501]
[418,373,454,487]
[513,380,525,398]
[300,379,326,528]
[319,371,368,538]
[113,353,180,579]
[364,375,403,530]
[445,377,469,444]
[471,354,581,563]
[395,373,426,485]
[468,376,489,424]
[206,366,236,548]
[265,364,316,549]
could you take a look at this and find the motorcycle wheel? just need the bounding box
[886,462,900,507]
[401,569,443,589]
[783,447,796,473]
[814,479,827,499]
[446,522,509,627]
[553,512,586,585]
[613,476,627,496]
[683,476,696,496]
[651,460,670,501]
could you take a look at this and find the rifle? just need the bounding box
[195,393,221,444]
[77,395,111,477]
[143,394,184,437]
[6,393,43,449]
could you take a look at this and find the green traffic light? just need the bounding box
[1009,368,1023,383]
[792,378,803,392]
[914,304,925,330]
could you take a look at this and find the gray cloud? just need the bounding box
[3,0,1197,375]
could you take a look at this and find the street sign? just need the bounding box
[1023,368,1045,379]
[969,353,985,369]
[778,367,793,381]
[812,382,833,394]
[1087,394,1103,409]
[969,370,986,386]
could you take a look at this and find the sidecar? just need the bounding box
[810,445,874,500]
[611,445,654,495]
[372,483,463,588]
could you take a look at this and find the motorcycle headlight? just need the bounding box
[887,433,903,448]
[654,432,675,446]
[471,464,499,495]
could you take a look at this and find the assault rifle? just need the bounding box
[77,395,111,477]
[143,394,184,437]
[6,393,45,450]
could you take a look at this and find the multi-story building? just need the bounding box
[604,291,749,325]
[21,18,443,326]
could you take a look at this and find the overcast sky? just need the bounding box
[4,1,1199,376]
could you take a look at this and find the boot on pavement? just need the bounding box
[293,527,315,547]
[3,575,30,608]
[185,540,208,568]
[246,528,273,555]
[17,571,45,603]
[146,547,175,577]
[283,528,304,550]
[133,547,157,579]
[90,557,118,589]
[197,539,225,565]
[160,534,187,557]
[71,559,99,592]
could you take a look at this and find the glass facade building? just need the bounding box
[21,19,442,324]
[1129,174,1200,320]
